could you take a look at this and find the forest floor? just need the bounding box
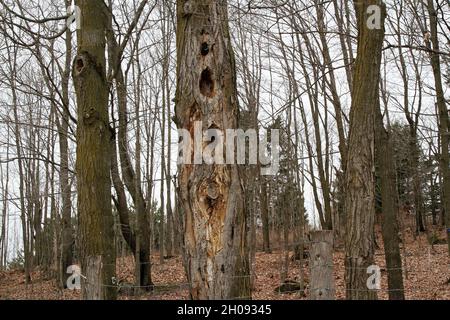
[0,229,448,300]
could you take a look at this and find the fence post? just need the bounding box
[309,230,335,300]
[85,255,102,299]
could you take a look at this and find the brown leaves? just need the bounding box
[0,230,448,300]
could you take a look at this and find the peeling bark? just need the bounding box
[175,0,250,300]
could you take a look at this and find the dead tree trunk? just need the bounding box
[175,0,251,299]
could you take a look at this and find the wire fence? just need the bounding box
[1,235,448,300]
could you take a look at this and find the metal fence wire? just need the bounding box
[1,236,448,300]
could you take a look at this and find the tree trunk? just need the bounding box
[159,106,165,263]
[344,0,386,300]
[9,44,31,284]
[111,134,136,254]
[260,178,271,253]
[73,0,116,300]
[430,166,437,226]
[59,1,74,286]
[410,130,426,234]
[105,5,152,287]
[0,143,9,269]
[426,0,450,255]
[375,97,405,300]
[175,0,251,300]
[162,11,174,257]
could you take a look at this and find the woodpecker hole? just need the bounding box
[199,68,215,98]
[75,57,85,74]
[201,42,209,56]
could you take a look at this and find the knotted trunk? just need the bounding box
[175,0,251,300]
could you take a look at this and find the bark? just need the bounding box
[117,64,152,286]
[410,52,426,234]
[429,162,437,226]
[375,96,405,300]
[344,0,386,300]
[160,32,166,261]
[105,5,152,287]
[59,0,74,287]
[260,178,271,253]
[9,44,31,284]
[280,190,290,283]
[111,133,136,255]
[175,0,251,299]
[73,0,116,300]
[0,145,9,269]
[426,0,450,255]
[162,11,174,257]
[239,110,257,286]
[146,107,158,250]
[410,131,426,233]
[159,104,165,262]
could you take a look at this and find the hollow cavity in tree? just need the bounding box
[201,42,209,56]
[199,68,215,98]
[75,57,85,74]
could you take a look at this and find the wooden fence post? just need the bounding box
[310,231,335,300]
[84,255,102,299]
